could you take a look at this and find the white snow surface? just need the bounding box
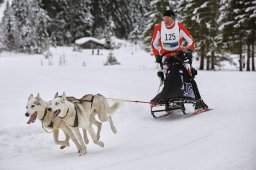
[75,37,105,45]
[0,43,256,170]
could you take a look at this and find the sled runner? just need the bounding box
[150,51,210,118]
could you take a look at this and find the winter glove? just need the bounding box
[155,55,163,64]
[157,71,164,82]
[191,67,197,78]
[176,53,187,61]
[185,50,193,64]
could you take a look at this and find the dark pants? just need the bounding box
[190,78,201,100]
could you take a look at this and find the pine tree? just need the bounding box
[90,0,149,40]
[219,0,242,70]
[178,0,226,70]
[233,0,251,71]
[2,0,150,50]
[177,0,206,69]
[242,0,256,71]
[1,1,15,51]
[71,0,93,40]
[90,0,106,38]
[219,0,256,71]
[1,0,49,53]
[129,0,151,37]
[40,0,93,45]
[32,1,50,53]
[40,0,70,46]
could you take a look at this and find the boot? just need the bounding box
[195,99,208,110]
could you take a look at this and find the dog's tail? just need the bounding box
[107,102,120,116]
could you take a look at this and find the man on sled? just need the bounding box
[151,9,208,113]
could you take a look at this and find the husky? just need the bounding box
[25,94,84,155]
[54,92,119,140]
[48,92,119,154]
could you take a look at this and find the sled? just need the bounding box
[150,97,197,118]
[150,51,208,118]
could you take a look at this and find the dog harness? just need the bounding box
[40,108,55,133]
[70,107,79,127]
[69,95,94,127]
[40,108,54,128]
[80,94,94,108]
[40,109,48,121]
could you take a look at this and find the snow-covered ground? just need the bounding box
[0,43,256,170]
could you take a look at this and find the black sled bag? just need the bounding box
[152,62,195,102]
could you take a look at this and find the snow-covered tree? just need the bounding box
[178,0,226,70]
[71,0,93,40]
[129,0,151,37]
[0,37,3,54]
[235,0,256,71]
[1,1,15,51]
[1,0,49,53]
[40,0,93,45]
[219,0,256,71]
[33,5,50,53]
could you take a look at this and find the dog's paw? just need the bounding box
[79,149,87,156]
[98,141,104,148]
[61,142,70,147]
[112,127,117,134]
[60,146,66,149]
[77,147,82,153]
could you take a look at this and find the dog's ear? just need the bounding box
[35,93,41,105]
[28,94,33,101]
[37,93,41,99]
[62,91,67,100]
[54,92,59,98]
[35,98,41,105]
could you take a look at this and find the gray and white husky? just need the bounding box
[25,94,84,155]
[48,92,119,154]
[54,92,119,140]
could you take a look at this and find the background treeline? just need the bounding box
[0,0,255,71]
[144,0,255,71]
[0,0,150,53]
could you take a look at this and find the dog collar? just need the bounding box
[40,109,48,121]
[61,108,70,119]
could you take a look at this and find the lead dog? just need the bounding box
[25,94,84,155]
[48,92,119,154]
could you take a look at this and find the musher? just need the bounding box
[151,9,208,110]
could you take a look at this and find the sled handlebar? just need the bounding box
[160,51,191,64]
[160,50,184,57]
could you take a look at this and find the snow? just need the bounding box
[75,37,105,45]
[0,0,6,21]
[0,43,256,170]
[200,1,210,8]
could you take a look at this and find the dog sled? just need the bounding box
[150,51,211,118]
